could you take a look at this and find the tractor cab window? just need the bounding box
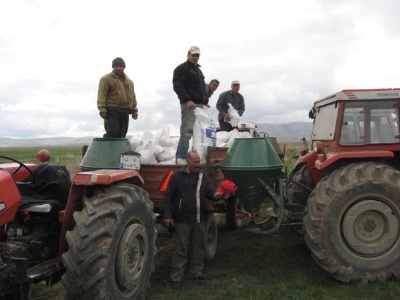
[340,100,399,145]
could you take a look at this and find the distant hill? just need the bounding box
[258,122,313,142]
[0,136,95,148]
[0,122,313,147]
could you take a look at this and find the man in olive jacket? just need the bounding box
[163,151,216,289]
[97,57,138,138]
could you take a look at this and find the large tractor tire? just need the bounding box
[286,164,315,234]
[226,196,243,230]
[62,182,156,300]
[286,164,315,210]
[304,162,400,283]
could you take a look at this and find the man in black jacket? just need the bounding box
[163,151,215,289]
[173,46,207,164]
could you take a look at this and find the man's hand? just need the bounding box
[132,111,138,119]
[100,112,107,119]
[215,191,235,200]
[186,100,196,109]
[223,113,230,122]
[164,218,173,228]
[205,103,211,108]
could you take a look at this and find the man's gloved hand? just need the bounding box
[132,111,138,119]
[100,112,107,119]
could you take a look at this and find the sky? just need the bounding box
[1,0,400,139]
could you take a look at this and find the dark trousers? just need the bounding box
[103,107,129,138]
[170,222,206,282]
[218,119,234,132]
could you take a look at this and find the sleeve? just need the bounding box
[238,94,245,116]
[130,80,138,112]
[97,76,108,113]
[163,172,177,219]
[204,175,216,201]
[172,65,190,103]
[216,92,227,115]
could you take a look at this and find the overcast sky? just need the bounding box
[1,0,399,139]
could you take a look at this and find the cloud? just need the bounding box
[1,0,400,138]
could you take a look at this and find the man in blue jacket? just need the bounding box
[163,151,216,289]
[173,46,207,164]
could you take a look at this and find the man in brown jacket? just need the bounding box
[97,57,138,138]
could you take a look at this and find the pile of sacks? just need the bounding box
[131,108,252,165]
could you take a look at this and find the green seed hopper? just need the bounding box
[221,137,284,234]
[80,138,140,171]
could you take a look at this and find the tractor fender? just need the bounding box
[58,169,144,257]
[315,150,394,170]
[72,169,144,186]
[296,149,394,185]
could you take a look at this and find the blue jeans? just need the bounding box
[176,104,203,160]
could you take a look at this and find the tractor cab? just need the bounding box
[302,89,400,182]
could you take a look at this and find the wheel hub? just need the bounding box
[342,200,399,256]
[116,223,148,295]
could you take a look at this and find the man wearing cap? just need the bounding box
[216,80,245,131]
[97,57,138,138]
[173,46,207,164]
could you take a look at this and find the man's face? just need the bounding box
[231,84,240,94]
[187,53,200,64]
[209,81,219,92]
[113,65,125,76]
[187,152,200,172]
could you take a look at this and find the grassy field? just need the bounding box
[29,221,400,300]
[145,222,400,300]
[3,145,400,299]
[0,146,83,176]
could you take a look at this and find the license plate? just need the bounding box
[120,155,141,170]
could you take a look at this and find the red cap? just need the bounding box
[219,180,237,193]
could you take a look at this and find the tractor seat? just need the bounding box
[18,164,71,213]
[19,197,64,213]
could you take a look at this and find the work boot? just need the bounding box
[172,281,182,290]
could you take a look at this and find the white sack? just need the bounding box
[158,126,175,148]
[156,146,175,162]
[227,129,241,148]
[136,141,158,164]
[193,107,217,163]
[228,103,240,127]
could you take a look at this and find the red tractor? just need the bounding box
[286,88,400,283]
[0,138,156,299]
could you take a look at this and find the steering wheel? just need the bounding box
[0,155,36,184]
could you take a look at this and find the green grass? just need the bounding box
[7,144,400,299]
[0,146,83,176]
[147,221,400,300]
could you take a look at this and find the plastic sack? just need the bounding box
[228,103,240,127]
[155,146,175,162]
[136,141,158,164]
[158,125,175,148]
[193,107,217,163]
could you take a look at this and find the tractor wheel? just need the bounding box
[226,196,243,230]
[286,164,315,210]
[62,182,156,299]
[304,162,400,283]
[286,164,315,234]
[205,213,217,261]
